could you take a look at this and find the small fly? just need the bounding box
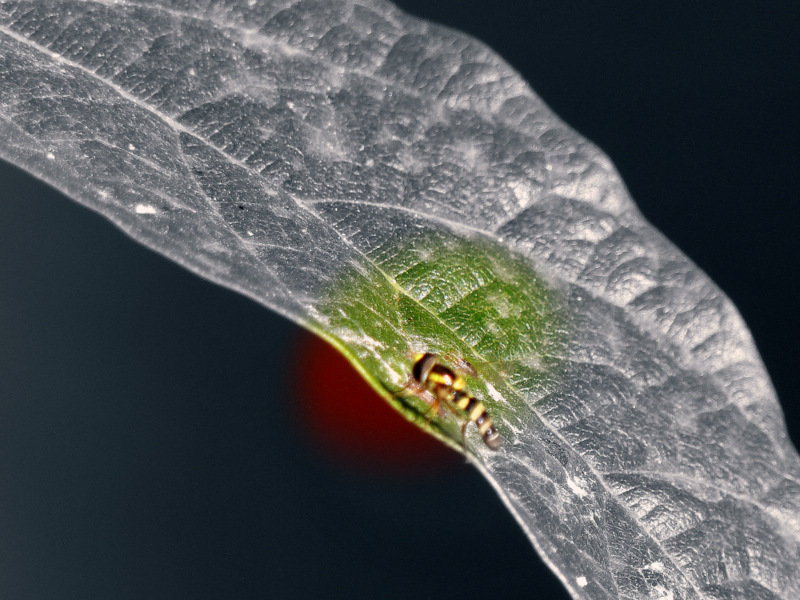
[404,352,500,450]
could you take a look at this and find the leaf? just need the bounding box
[1,1,798,598]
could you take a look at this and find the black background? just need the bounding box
[1,1,797,598]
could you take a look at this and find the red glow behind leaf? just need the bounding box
[291,333,458,473]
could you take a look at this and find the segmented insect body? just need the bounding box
[408,352,501,450]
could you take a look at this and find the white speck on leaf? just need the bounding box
[509,179,533,207]
[134,203,157,215]
[576,576,587,588]
[484,382,506,406]
[646,561,665,573]
[566,476,588,498]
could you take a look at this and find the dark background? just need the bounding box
[1,1,797,598]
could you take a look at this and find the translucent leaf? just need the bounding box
[1,1,798,598]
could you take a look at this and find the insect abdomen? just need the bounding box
[454,392,501,450]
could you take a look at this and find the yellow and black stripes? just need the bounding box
[452,391,501,450]
[407,352,500,450]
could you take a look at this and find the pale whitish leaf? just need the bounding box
[1,1,798,599]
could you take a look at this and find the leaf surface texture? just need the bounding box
[1,1,798,598]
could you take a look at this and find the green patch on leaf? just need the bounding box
[314,232,567,452]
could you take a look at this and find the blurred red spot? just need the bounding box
[292,333,458,473]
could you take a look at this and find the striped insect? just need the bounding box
[405,352,501,450]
